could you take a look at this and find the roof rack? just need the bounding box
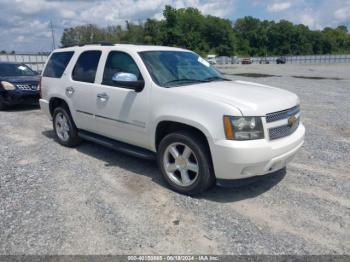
[60,42,115,48]
[78,42,114,46]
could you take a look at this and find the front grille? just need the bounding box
[266,105,300,123]
[266,105,300,140]
[16,84,37,91]
[269,117,300,140]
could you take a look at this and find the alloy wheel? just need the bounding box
[55,112,70,142]
[163,142,199,187]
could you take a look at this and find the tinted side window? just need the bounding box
[43,51,74,78]
[72,50,101,83]
[102,51,142,86]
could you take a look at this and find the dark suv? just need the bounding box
[0,62,40,110]
[276,56,287,64]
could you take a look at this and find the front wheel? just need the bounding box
[53,106,81,147]
[0,96,7,110]
[157,131,215,195]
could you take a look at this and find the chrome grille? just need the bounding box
[269,118,300,140]
[266,105,300,140]
[16,84,38,91]
[266,105,300,123]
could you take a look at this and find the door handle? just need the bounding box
[97,92,109,102]
[65,86,75,96]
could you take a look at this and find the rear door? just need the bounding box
[42,50,74,100]
[68,50,102,132]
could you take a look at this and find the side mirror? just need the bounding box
[112,72,144,92]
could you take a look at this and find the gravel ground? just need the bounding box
[0,64,349,255]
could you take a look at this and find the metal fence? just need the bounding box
[2,53,350,70]
[216,54,350,65]
[0,54,49,72]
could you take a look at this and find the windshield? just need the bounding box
[0,63,37,77]
[139,51,227,87]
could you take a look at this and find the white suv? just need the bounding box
[39,44,305,195]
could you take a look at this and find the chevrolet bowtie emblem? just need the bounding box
[288,115,297,127]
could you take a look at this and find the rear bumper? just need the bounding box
[0,90,39,105]
[39,98,51,119]
[210,123,305,181]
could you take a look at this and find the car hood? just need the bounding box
[0,75,40,84]
[174,80,299,116]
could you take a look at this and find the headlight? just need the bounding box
[1,81,16,90]
[223,116,264,140]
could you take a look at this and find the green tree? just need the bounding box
[204,16,236,56]
[60,6,350,56]
[122,21,145,44]
[143,19,163,45]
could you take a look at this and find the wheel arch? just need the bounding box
[155,119,217,192]
[154,119,212,154]
[49,97,71,117]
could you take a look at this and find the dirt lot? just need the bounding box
[0,64,349,255]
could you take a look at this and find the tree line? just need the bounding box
[61,5,350,57]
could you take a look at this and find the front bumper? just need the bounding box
[0,90,40,105]
[210,123,305,182]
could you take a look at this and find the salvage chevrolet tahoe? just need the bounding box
[39,44,305,195]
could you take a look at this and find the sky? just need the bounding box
[0,0,349,53]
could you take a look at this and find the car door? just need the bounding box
[93,50,150,148]
[68,50,102,132]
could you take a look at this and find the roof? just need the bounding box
[55,44,189,53]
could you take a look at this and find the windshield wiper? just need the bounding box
[163,76,230,87]
[163,78,208,86]
[203,76,231,82]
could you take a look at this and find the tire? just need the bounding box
[157,131,215,195]
[0,96,7,110]
[53,106,81,147]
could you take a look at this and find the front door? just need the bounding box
[93,51,150,149]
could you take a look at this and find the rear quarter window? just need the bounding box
[43,51,74,78]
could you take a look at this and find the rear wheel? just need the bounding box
[157,131,214,195]
[53,106,81,147]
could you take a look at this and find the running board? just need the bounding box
[78,130,156,160]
